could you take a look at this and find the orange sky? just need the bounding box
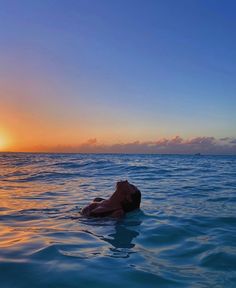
[0,76,169,152]
[0,74,235,154]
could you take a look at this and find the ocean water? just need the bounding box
[0,153,236,288]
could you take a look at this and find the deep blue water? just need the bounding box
[0,153,236,288]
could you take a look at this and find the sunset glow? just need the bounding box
[0,1,235,154]
[0,134,9,152]
[0,138,5,151]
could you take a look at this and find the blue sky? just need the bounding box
[0,0,235,152]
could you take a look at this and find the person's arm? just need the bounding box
[88,204,116,215]
[110,209,125,218]
[81,202,99,216]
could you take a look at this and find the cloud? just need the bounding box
[25,136,236,155]
[85,138,97,146]
[185,137,215,145]
[230,139,236,145]
[220,137,231,141]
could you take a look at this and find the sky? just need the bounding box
[0,0,235,154]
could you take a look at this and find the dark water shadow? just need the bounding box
[78,211,143,258]
[102,221,141,249]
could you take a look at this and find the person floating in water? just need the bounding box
[81,180,141,218]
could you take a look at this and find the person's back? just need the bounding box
[81,180,141,218]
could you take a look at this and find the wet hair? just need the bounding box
[121,184,141,213]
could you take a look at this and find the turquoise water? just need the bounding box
[0,153,236,287]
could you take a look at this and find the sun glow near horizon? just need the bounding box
[0,130,12,152]
[0,137,8,151]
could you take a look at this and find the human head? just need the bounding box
[116,180,141,213]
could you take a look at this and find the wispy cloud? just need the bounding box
[23,136,236,155]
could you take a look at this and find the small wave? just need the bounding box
[0,207,11,212]
[14,171,86,182]
[30,245,62,260]
[59,248,100,259]
[200,250,236,270]
[207,196,230,202]
[141,224,195,246]
[0,213,39,222]
[128,264,183,287]
[52,159,115,169]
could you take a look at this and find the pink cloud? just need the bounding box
[25,136,236,154]
[86,138,97,145]
[185,137,215,145]
[169,136,183,145]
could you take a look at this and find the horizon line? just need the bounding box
[0,151,236,156]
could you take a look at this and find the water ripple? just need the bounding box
[0,153,236,287]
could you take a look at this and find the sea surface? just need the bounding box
[0,153,236,288]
